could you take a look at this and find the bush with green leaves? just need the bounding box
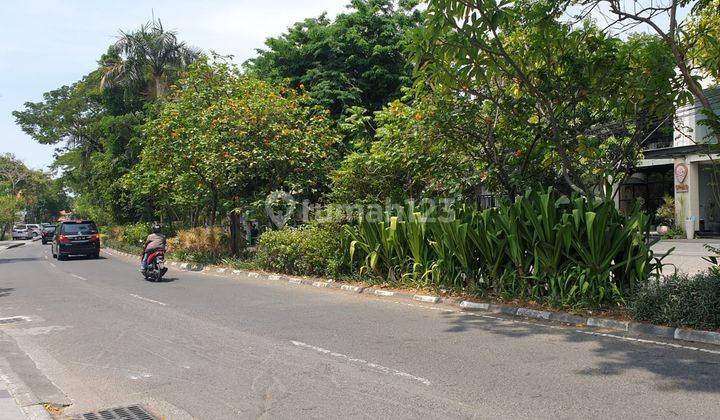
[347,189,664,306]
[256,225,350,278]
[629,271,720,331]
[121,223,152,247]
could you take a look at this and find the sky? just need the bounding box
[0,0,349,170]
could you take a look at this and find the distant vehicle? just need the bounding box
[41,226,56,244]
[12,225,32,240]
[26,224,42,237]
[41,222,53,228]
[52,220,100,260]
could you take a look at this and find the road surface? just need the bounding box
[1,241,719,419]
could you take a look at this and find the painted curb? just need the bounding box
[414,295,441,304]
[488,304,519,316]
[549,312,587,325]
[516,308,552,320]
[102,245,720,349]
[341,285,365,293]
[629,322,677,339]
[674,328,720,346]
[460,301,490,310]
[587,317,630,332]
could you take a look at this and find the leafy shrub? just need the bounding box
[122,223,152,247]
[102,237,143,255]
[629,271,720,330]
[167,227,227,262]
[655,194,675,225]
[256,225,349,277]
[662,225,685,240]
[347,189,663,306]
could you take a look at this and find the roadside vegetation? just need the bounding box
[0,154,69,239]
[13,1,720,329]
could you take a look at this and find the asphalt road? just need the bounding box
[1,241,720,419]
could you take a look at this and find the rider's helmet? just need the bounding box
[152,223,162,234]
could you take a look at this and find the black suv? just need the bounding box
[52,220,100,260]
[41,225,56,244]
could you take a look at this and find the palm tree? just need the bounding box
[100,19,201,99]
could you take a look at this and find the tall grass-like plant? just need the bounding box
[346,189,663,306]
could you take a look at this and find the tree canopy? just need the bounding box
[414,0,676,196]
[246,0,422,117]
[125,56,342,226]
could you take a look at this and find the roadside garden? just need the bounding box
[16,0,720,330]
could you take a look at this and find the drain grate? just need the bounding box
[0,316,30,325]
[74,405,157,420]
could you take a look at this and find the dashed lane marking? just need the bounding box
[290,340,431,386]
[129,294,167,306]
[71,274,87,281]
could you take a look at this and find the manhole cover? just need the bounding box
[74,405,157,420]
[0,316,30,325]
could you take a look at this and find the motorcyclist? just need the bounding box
[140,223,166,273]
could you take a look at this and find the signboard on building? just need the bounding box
[674,163,688,193]
[674,163,688,183]
[675,184,689,193]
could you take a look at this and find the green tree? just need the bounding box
[331,96,487,203]
[0,154,69,227]
[126,56,342,254]
[246,0,422,117]
[0,195,21,240]
[0,153,29,195]
[14,73,146,223]
[14,21,196,224]
[415,1,676,197]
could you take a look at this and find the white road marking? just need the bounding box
[575,330,720,355]
[389,301,719,354]
[129,294,167,306]
[48,262,56,268]
[290,340,431,386]
[71,274,87,281]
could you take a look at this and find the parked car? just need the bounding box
[26,224,42,237]
[11,225,32,240]
[52,220,100,260]
[41,225,56,244]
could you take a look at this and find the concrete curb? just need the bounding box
[0,242,25,252]
[102,246,720,348]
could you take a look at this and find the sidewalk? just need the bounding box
[0,380,26,420]
[651,238,720,274]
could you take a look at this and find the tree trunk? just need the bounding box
[229,210,247,257]
[154,75,166,99]
[208,189,218,227]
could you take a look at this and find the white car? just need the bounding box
[26,224,42,237]
[11,225,33,240]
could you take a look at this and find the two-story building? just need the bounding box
[617,86,720,237]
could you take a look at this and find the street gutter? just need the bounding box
[102,246,720,348]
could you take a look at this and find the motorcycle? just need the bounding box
[143,249,168,282]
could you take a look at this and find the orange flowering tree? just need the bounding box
[126,56,341,251]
